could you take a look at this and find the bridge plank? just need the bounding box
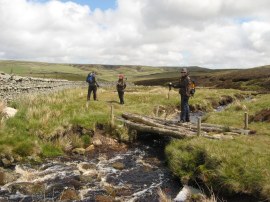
[121,113,250,138]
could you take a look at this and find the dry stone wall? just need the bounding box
[0,73,85,102]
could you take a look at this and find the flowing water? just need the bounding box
[0,135,181,202]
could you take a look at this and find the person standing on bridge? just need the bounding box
[86,72,99,101]
[169,68,192,123]
[116,74,126,104]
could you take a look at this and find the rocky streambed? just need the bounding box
[0,135,181,202]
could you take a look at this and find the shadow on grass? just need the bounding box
[106,100,121,104]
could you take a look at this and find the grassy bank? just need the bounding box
[0,87,243,158]
[166,93,270,200]
[0,86,178,159]
[0,87,269,199]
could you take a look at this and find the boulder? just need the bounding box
[0,171,5,185]
[174,185,203,202]
[0,168,18,185]
[72,148,85,155]
[112,162,125,170]
[1,157,10,164]
[80,163,96,170]
[59,188,80,201]
[92,139,102,146]
[95,195,114,202]
[1,158,13,167]
[7,182,45,195]
[85,144,95,152]
[2,107,17,118]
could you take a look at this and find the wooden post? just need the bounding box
[155,105,160,117]
[197,117,201,136]
[111,105,114,127]
[244,112,248,129]
[129,129,137,142]
[163,110,167,120]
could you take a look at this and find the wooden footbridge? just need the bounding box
[118,113,250,140]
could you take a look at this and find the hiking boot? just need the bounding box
[178,120,185,123]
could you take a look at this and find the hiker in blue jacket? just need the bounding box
[86,72,99,101]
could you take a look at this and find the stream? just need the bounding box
[0,135,181,202]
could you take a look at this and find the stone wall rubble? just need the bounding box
[0,73,85,102]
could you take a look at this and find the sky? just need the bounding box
[1,0,270,69]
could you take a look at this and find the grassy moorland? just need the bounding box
[0,86,252,159]
[0,60,169,82]
[1,60,269,91]
[0,86,177,158]
[135,65,270,92]
[0,60,87,80]
[0,86,269,200]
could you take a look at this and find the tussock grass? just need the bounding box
[0,101,5,112]
[157,186,218,202]
[166,92,270,199]
[54,136,73,152]
[157,187,172,202]
[0,87,260,157]
[0,86,179,158]
[0,101,5,126]
[0,86,269,199]
[204,93,270,135]
[166,136,270,199]
[41,143,63,157]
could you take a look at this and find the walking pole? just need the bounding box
[197,117,201,136]
[244,112,248,129]
[168,82,172,100]
[111,105,115,127]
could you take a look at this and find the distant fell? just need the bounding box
[0,60,269,91]
[134,65,270,92]
[0,60,209,82]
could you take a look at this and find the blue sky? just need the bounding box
[1,0,270,68]
[36,0,117,10]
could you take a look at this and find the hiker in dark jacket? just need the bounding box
[116,74,126,104]
[86,72,99,101]
[171,68,192,122]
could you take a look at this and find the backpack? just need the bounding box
[189,79,196,96]
[87,74,94,84]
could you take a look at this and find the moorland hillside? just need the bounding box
[134,65,270,91]
[1,60,269,91]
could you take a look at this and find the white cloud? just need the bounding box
[0,0,270,68]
